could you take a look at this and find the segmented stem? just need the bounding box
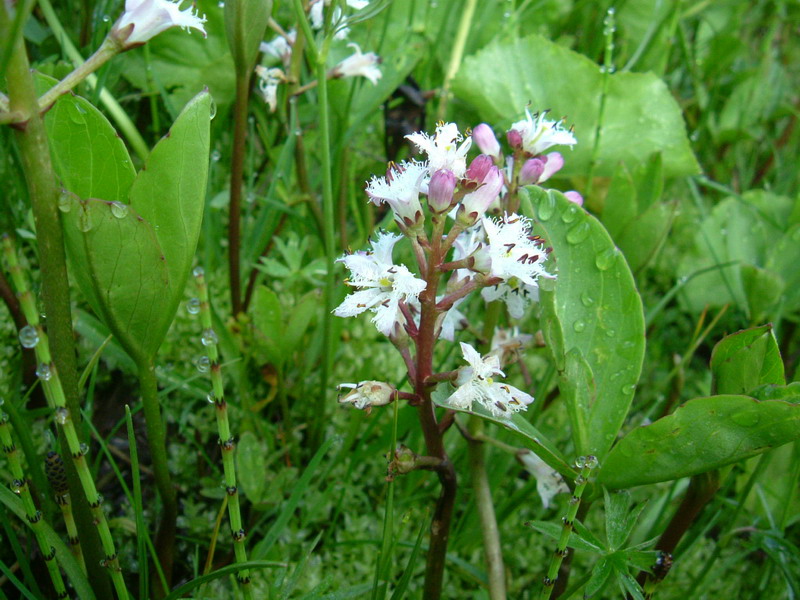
[539,455,598,600]
[0,408,68,598]
[46,451,86,571]
[194,267,254,600]
[3,235,129,600]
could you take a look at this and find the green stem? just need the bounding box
[3,236,129,600]
[436,0,478,121]
[539,456,597,600]
[137,361,177,597]
[3,12,113,594]
[36,0,149,161]
[195,268,254,600]
[0,409,68,597]
[467,418,506,599]
[228,73,251,317]
[45,451,87,572]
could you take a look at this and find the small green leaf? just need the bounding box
[224,0,272,75]
[604,489,631,551]
[599,394,800,489]
[526,187,645,458]
[452,35,699,177]
[585,557,613,597]
[710,325,785,395]
[40,74,135,203]
[61,197,171,362]
[526,520,601,552]
[284,291,320,356]
[237,431,267,504]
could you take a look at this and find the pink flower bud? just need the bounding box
[519,158,545,185]
[427,169,457,213]
[472,124,501,158]
[466,154,494,182]
[564,191,584,207]
[506,128,523,149]
[539,152,564,182]
[460,165,504,223]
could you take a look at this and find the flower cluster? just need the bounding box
[336,109,581,420]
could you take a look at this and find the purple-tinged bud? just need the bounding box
[539,152,564,183]
[507,128,523,149]
[519,158,545,185]
[466,154,494,182]
[564,191,584,207]
[427,169,457,213]
[459,165,504,224]
[472,124,501,159]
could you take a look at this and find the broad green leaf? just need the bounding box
[750,382,800,401]
[40,75,135,203]
[601,162,637,240]
[61,197,171,362]
[632,153,664,212]
[224,0,272,75]
[526,187,645,458]
[710,325,785,395]
[598,394,800,489]
[452,35,699,177]
[284,290,320,356]
[431,384,575,479]
[616,200,675,275]
[237,431,267,504]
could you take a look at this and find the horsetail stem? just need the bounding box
[46,451,86,571]
[539,455,598,600]
[0,405,69,598]
[193,267,254,600]
[3,235,130,600]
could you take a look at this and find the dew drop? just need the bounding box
[19,325,39,348]
[211,149,221,162]
[584,455,599,470]
[110,201,129,218]
[622,384,635,395]
[574,455,586,469]
[573,319,586,333]
[58,190,72,213]
[55,407,69,425]
[575,475,587,485]
[595,247,620,271]
[11,479,23,493]
[537,192,556,221]
[580,292,594,307]
[36,363,53,381]
[186,298,201,315]
[207,393,216,404]
[566,221,590,244]
[561,203,580,224]
[605,329,616,338]
[195,356,210,373]
[80,443,89,455]
[78,209,93,233]
[209,98,217,120]
[192,266,205,278]
[102,14,110,22]
[201,328,218,346]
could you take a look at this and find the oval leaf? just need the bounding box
[525,187,645,459]
[452,35,699,177]
[710,325,785,395]
[598,394,800,489]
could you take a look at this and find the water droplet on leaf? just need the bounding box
[36,363,52,381]
[201,328,218,346]
[58,190,72,213]
[195,356,210,373]
[573,319,586,332]
[537,193,556,221]
[580,292,594,307]
[566,221,590,244]
[561,203,580,224]
[186,298,201,315]
[193,266,205,278]
[110,202,128,218]
[595,247,619,271]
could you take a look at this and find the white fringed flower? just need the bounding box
[333,43,382,85]
[366,161,427,228]
[406,122,472,178]
[334,232,426,336]
[509,108,576,156]
[446,342,533,418]
[113,0,206,46]
[479,213,552,317]
[260,30,295,68]
[309,0,369,40]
